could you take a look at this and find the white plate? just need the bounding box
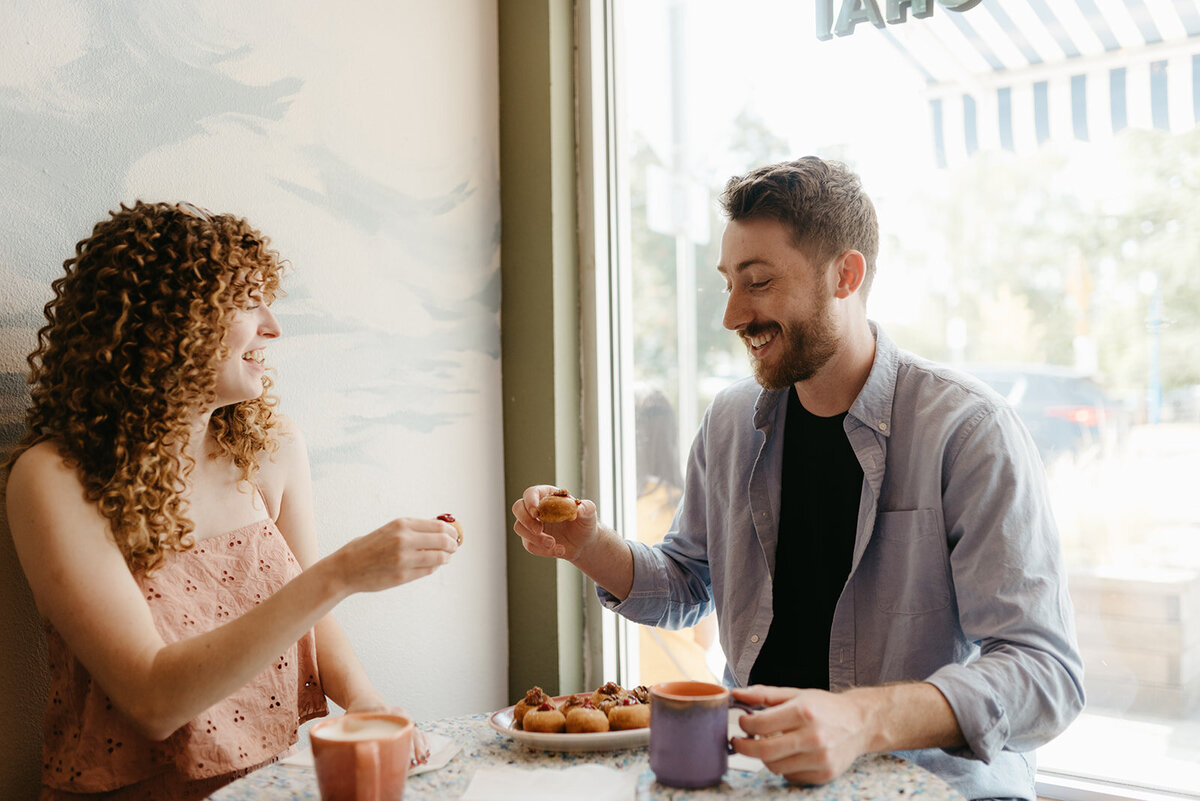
[488,696,649,752]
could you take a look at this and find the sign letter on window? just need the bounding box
[817,0,982,41]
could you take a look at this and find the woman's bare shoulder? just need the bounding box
[6,440,83,497]
[268,414,309,458]
[6,441,114,564]
[273,413,307,447]
[258,414,311,483]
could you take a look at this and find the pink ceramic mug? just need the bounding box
[310,712,414,801]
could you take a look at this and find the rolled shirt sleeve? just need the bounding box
[925,402,1086,762]
[597,538,714,627]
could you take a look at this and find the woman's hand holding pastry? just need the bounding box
[334,518,458,592]
[512,485,596,562]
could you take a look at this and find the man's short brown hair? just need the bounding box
[719,156,878,298]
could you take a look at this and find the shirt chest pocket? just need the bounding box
[866,509,951,615]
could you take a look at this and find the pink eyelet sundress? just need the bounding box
[38,517,329,800]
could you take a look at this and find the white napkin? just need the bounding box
[727,708,766,773]
[460,765,638,801]
[277,731,459,776]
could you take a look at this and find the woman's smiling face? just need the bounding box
[212,291,281,408]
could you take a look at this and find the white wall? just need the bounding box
[0,1,506,794]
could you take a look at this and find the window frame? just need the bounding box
[576,0,637,690]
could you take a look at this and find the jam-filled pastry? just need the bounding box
[591,680,627,714]
[522,701,566,733]
[514,686,552,729]
[607,695,650,730]
[565,697,610,733]
[436,513,464,545]
[537,489,579,523]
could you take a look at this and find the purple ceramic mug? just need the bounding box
[649,681,749,788]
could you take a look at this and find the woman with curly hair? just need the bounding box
[4,201,459,800]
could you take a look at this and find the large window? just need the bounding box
[590,0,1200,796]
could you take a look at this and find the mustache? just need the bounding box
[740,322,778,340]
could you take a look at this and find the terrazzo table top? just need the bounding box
[209,712,963,800]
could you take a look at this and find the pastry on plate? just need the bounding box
[607,695,650,730]
[508,682,648,735]
[564,697,609,733]
[514,686,552,729]
[591,680,628,714]
[522,701,566,733]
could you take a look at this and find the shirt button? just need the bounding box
[750,634,760,643]
[878,421,888,431]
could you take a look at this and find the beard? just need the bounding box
[743,306,840,390]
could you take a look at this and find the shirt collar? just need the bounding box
[751,320,897,437]
[847,320,896,437]
[753,385,788,430]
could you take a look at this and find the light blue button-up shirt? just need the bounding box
[600,323,1085,800]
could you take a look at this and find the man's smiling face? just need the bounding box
[717,217,840,391]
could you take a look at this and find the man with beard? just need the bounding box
[511,157,1084,800]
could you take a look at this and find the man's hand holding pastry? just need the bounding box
[511,485,597,562]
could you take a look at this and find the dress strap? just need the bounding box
[253,483,274,521]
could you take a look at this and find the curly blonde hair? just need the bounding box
[8,201,286,573]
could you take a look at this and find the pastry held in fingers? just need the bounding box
[436,513,463,545]
[537,489,579,523]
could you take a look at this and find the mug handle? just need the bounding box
[726,699,765,754]
[356,741,381,801]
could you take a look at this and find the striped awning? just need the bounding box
[878,0,1200,166]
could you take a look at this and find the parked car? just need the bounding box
[960,364,1127,463]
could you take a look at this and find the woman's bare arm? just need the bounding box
[6,438,456,741]
[269,425,393,711]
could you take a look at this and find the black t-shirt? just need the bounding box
[748,387,862,690]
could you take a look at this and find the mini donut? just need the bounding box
[522,702,566,733]
[537,489,579,523]
[437,513,464,546]
[513,686,552,728]
[565,699,610,733]
[607,697,650,730]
